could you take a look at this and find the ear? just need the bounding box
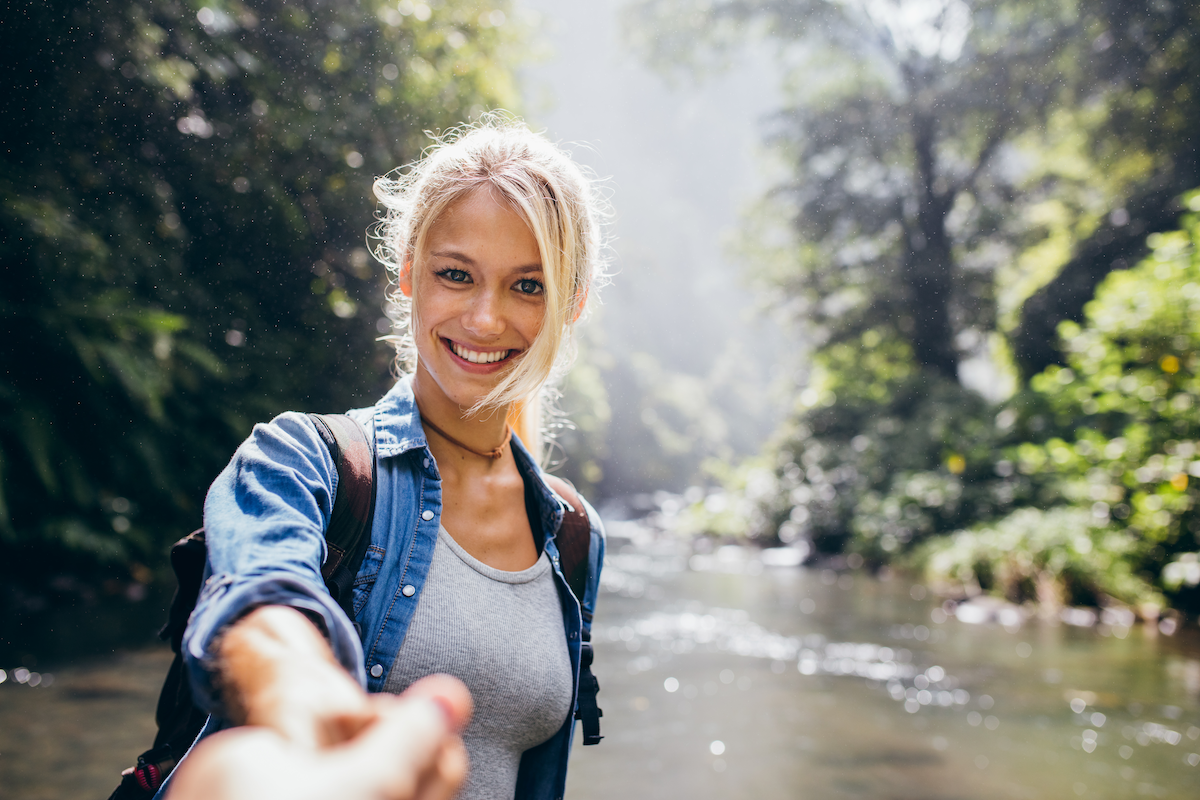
[398,262,413,298]
[570,285,589,323]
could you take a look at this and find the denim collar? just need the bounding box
[369,375,566,537]
[370,374,429,459]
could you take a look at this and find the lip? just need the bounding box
[441,337,520,374]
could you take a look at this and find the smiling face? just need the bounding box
[402,187,546,417]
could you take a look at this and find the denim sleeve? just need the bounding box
[182,411,366,715]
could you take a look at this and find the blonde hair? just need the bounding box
[370,113,608,462]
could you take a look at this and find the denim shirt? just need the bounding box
[177,375,605,800]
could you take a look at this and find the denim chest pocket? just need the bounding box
[351,544,387,616]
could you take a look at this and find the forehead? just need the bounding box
[425,187,539,258]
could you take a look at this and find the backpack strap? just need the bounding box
[308,413,377,623]
[113,414,378,800]
[546,478,593,610]
[544,475,603,745]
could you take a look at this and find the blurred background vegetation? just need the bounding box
[3,0,1199,657]
[1,0,526,643]
[629,0,1200,620]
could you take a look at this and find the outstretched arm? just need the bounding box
[185,412,368,717]
[213,605,374,748]
[170,606,471,800]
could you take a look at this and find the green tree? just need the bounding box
[0,0,523,608]
[628,0,1198,381]
[629,0,1199,564]
[628,0,1087,380]
[918,194,1200,614]
[1011,0,1200,376]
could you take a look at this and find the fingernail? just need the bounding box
[429,695,457,728]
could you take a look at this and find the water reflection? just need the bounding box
[567,534,1200,800]
[0,667,55,688]
[3,531,1198,798]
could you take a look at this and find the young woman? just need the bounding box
[165,117,608,800]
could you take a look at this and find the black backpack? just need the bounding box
[109,413,376,799]
[110,413,602,799]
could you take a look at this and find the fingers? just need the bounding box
[172,713,462,800]
[396,674,473,734]
[413,737,469,800]
[350,695,457,781]
[167,728,287,800]
[167,675,475,800]
[321,702,380,747]
[398,676,472,800]
[336,677,471,800]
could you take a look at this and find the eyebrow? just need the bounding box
[429,250,542,273]
[430,250,476,266]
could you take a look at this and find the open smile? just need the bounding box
[443,338,519,368]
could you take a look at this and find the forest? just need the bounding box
[0,0,527,633]
[2,0,1199,647]
[630,0,1200,620]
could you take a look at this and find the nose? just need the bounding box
[461,288,505,339]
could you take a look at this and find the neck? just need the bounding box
[422,414,511,460]
[411,367,513,462]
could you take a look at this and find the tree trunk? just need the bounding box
[902,113,959,381]
[1011,179,1191,378]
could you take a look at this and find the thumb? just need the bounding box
[395,674,472,733]
[326,689,468,800]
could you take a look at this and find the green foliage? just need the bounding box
[631,0,1200,615]
[690,195,1200,613]
[915,195,1200,612]
[551,332,613,498]
[677,456,777,541]
[628,0,1094,381]
[912,507,1161,609]
[560,322,764,498]
[0,0,524,602]
[768,369,1008,556]
[1006,0,1200,374]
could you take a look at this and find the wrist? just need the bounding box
[215,605,371,747]
[216,606,339,724]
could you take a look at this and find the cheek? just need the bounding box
[517,303,548,342]
[410,288,452,335]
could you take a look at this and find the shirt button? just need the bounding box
[369,664,384,678]
[402,584,416,597]
[423,457,430,468]
[569,631,577,640]
[421,509,434,521]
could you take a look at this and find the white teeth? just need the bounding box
[453,343,509,364]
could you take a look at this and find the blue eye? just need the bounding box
[516,279,544,295]
[437,268,470,283]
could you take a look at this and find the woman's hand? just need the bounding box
[168,673,472,800]
[215,605,372,748]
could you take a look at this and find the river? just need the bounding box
[2,535,1198,799]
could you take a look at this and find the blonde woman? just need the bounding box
[164,116,608,800]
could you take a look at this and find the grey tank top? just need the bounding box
[383,526,573,800]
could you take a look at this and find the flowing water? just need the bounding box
[2,535,1199,799]
[564,536,1200,800]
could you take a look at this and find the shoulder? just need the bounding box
[236,412,331,467]
[543,474,581,510]
[233,411,319,457]
[213,413,339,504]
[542,475,604,541]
